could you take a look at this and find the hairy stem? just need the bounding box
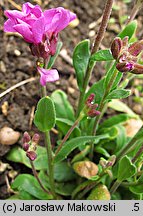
[54,114,83,157]
[110,180,121,195]
[40,59,56,199]
[30,160,51,195]
[132,143,143,163]
[76,0,114,117]
[89,64,117,159]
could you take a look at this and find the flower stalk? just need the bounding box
[41,59,57,199]
[76,0,114,117]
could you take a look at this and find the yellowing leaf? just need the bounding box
[73,161,98,179]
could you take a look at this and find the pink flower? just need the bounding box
[4,2,76,57]
[37,67,59,86]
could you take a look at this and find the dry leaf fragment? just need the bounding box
[73,161,98,179]
[1,101,9,116]
[123,118,143,137]
[0,127,20,145]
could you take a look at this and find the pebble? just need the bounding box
[89,30,95,37]
[14,49,21,56]
[0,61,6,73]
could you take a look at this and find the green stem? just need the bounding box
[110,180,121,195]
[40,59,56,199]
[89,64,118,159]
[116,138,138,162]
[30,160,51,195]
[44,131,56,198]
[76,0,114,117]
[54,113,83,157]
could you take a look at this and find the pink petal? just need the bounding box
[44,7,76,33]
[32,17,45,43]
[13,24,34,43]
[4,19,17,32]
[37,67,59,86]
[22,2,42,18]
[4,10,23,20]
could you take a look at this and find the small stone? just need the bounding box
[88,21,96,29]
[14,49,21,56]
[89,30,95,37]
[0,61,6,73]
[0,127,20,145]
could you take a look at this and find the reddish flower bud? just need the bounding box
[87,109,100,118]
[23,132,31,143]
[32,133,40,144]
[130,63,143,74]
[26,151,37,161]
[86,93,95,104]
[111,37,123,59]
[116,62,134,72]
[128,40,143,57]
[23,143,30,151]
[122,36,129,47]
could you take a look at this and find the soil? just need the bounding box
[0,0,143,199]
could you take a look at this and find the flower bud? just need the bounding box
[86,93,95,105]
[23,132,31,143]
[130,63,143,74]
[87,109,100,118]
[111,37,122,59]
[23,143,30,151]
[32,133,40,144]
[116,62,134,72]
[128,40,143,56]
[26,151,37,161]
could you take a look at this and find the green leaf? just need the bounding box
[6,146,48,170]
[71,146,90,163]
[99,114,131,129]
[115,125,127,152]
[48,41,63,68]
[54,161,77,182]
[54,135,109,163]
[56,118,80,138]
[95,146,110,158]
[85,78,105,104]
[117,156,136,182]
[129,174,143,194]
[118,20,137,40]
[73,39,90,91]
[104,62,116,89]
[108,99,137,117]
[51,90,75,121]
[11,174,52,200]
[106,89,131,100]
[90,49,114,61]
[56,183,76,196]
[34,96,56,132]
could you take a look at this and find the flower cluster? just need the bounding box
[22,131,40,161]
[4,2,76,85]
[85,94,100,118]
[111,36,143,74]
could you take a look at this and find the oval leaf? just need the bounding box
[73,39,90,91]
[34,96,56,132]
[90,49,114,62]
